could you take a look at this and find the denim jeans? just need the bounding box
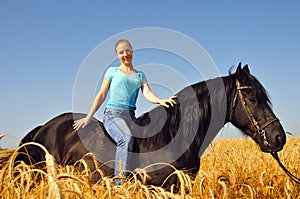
[103,108,135,185]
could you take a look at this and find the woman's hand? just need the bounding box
[72,77,110,131]
[73,117,90,130]
[159,95,177,108]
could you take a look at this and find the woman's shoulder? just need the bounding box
[135,68,145,74]
[104,67,119,79]
[136,69,147,81]
[106,66,119,75]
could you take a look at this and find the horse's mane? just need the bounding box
[134,67,271,152]
[134,74,228,151]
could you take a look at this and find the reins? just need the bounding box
[271,152,300,184]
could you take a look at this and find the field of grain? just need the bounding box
[0,138,299,198]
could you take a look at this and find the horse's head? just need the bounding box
[229,63,286,153]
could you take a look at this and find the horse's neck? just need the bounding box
[134,76,234,157]
[191,76,234,156]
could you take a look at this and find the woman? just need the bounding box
[73,39,176,185]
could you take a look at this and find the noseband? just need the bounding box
[229,80,279,146]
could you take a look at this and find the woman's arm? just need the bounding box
[141,81,177,108]
[73,77,110,130]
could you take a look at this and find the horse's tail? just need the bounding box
[0,149,16,169]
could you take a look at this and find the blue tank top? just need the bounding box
[104,67,147,110]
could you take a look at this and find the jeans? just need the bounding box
[103,108,135,185]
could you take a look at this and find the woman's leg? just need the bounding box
[103,110,134,185]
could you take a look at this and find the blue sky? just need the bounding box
[1,1,300,148]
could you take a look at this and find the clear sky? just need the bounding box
[1,1,300,148]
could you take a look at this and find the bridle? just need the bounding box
[229,79,300,184]
[229,79,279,146]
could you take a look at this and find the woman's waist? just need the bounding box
[106,102,136,111]
[104,108,135,117]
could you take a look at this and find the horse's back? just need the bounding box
[17,113,112,168]
[15,113,116,181]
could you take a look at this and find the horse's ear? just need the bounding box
[236,62,242,75]
[243,64,250,74]
[238,62,242,68]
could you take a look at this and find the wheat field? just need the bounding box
[0,138,299,198]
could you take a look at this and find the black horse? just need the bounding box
[13,63,286,187]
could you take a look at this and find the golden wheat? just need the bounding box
[0,138,299,198]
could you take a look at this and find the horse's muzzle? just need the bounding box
[260,134,286,153]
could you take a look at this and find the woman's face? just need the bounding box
[115,42,133,66]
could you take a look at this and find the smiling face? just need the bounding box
[115,40,133,67]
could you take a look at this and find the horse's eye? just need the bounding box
[249,97,256,103]
[245,90,257,103]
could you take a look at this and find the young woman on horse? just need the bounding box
[73,39,176,185]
